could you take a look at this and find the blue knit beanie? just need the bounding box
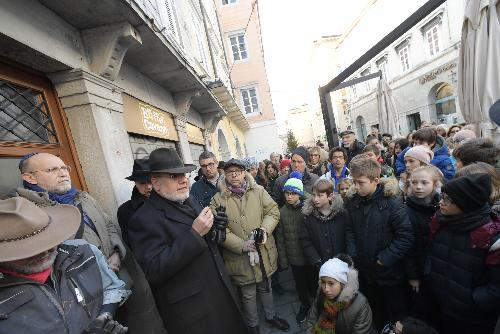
[283,171,304,196]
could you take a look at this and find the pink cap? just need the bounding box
[404,145,434,165]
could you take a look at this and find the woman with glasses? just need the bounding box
[427,173,500,334]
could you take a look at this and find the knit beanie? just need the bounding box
[319,258,349,284]
[283,171,304,196]
[280,159,291,170]
[441,173,492,213]
[404,145,434,165]
[292,146,310,163]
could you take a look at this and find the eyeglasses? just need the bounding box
[226,169,243,176]
[440,193,454,206]
[163,173,187,180]
[26,165,71,175]
[200,162,216,169]
[331,155,344,160]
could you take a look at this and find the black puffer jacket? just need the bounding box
[404,194,440,279]
[345,179,414,286]
[428,208,500,323]
[299,195,347,266]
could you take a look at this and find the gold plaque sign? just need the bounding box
[186,123,205,145]
[123,94,179,141]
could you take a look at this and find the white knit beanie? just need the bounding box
[319,258,349,284]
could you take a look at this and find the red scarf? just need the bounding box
[0,267,52,284]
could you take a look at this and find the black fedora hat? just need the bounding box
[149,148,197,174]
[126,159,151,182]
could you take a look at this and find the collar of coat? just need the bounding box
[130,187,147,210]
[218,172,257,198]
[302,193,344,219]
[147,190,202,226]
[15,187,87,207]
[337,267,360,303]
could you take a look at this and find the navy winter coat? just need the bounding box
[345,179,414,286]
[428,210,500,324]
[190,176,218,207]
[395,136,455,180]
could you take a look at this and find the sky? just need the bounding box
[258,0,368,132]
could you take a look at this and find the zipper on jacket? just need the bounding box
[69,276,91,317]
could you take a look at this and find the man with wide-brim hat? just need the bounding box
[0,197,129,333]
[116,158,168,334]
[118,158,152,245]
[128,148,249,334]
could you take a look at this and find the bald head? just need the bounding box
[21,153,72,194]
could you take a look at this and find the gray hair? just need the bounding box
[199,151,217,161]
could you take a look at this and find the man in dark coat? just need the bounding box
[117,158,152,246]
[128,148,248,334]
[339,130,365,165]
[272,146,319,208]
[116,158,167,334]
[190,151,220,207]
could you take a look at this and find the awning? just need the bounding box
[208,80,250,131]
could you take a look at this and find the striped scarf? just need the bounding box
[312,298,349,334]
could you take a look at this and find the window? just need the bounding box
[376,57,389,81]
[240,87,259,115]
[398,45,411,72]
[360,68,371,93]
[229,33,248,61]
[426,24,441,57]
[222,0,238,4]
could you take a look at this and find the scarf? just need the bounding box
[429,204,492,241]
[23,181,97,232]
[406,194,439,215]
[226,181,247,197]
[0,267,52,284]
[312,297,349,334]
[23,181,78,204]
[328,165,349,189]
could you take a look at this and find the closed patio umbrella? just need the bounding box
[377,78,401,136]
[458,0,500,135]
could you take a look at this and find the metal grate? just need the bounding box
[0,79,58,144]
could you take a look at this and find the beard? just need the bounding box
[159,189,189,203]
[0,248,58,274]
[47,181,72,194]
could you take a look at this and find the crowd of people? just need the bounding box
[0,116,499,334]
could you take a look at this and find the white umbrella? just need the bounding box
[458,0,500,135]
[377,78,401,136]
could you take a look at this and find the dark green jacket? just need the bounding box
[277,195,309,267]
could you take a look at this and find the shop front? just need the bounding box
[186,123,206,166]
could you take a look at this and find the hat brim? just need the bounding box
[0,204,81,262]
[126,174,151,182]
[224,163,246,170]
[150,164,197,174]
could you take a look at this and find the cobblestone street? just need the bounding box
[258,269,308,334]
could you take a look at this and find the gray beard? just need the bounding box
[160,190,189,203]
[0,249,57,274]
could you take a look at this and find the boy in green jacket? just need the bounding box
[277,171,317,324]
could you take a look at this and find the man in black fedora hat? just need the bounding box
[118,158,152,246]
[0,197,129,333]
[116,158,168,334]
[128,148,249,334]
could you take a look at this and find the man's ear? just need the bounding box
[373,177,380,185]
[21,172,37,185]
[328,192,335,201]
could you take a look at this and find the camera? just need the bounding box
[252,228,266,245]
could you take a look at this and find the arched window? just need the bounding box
[434,83,456,123]
[355,116,367,140]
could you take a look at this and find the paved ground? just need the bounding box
[258,268,308,334]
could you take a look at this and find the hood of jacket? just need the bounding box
[432,135,450,159]
[346,176,400,200]
[217,172,257,198]
[302,192,344,219]
[338,267,360,303]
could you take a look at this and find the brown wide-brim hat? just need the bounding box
[0,197,81,262]
[149,147,197,174]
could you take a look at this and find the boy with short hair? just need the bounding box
[345,155,413,330]
[452,138,500,169]
[363,144,394,178]
[276,171,317,324]
[299,178,347,283]
[396,128,455,180]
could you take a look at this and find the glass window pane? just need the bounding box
[245,106,251,114]
[240,51,247,59]
[0,80,58,144]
